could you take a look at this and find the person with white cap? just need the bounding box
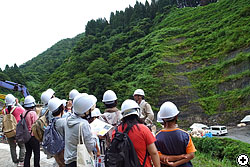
[66,89,80,113]
[101,90,122,125]
[133,89,154,129]
[100,90,122,147]
[22,95,40,167]
[2,94,26,166]
[155,101,196,167]
[60,94,97,167]
[112,99,160,167]
[40,88,55,117]
[89,108,101,123]
[47,97,66,167]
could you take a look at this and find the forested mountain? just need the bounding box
[1,0,250,126]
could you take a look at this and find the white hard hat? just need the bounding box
[121,99,140,118]
[46,88,55,96]
[159,101,179,120]
[133,89,145,96]
[73,94,97,115]
[5,94,16,106]
[69,89,80,100]
[157,111,163,123]
[48,98,63,113]
[41,91,53,105]
[102,90,117,103]
[24,95,36,108]
[91,108,101,117]
[62,99,67,107]
[81,93,88,96]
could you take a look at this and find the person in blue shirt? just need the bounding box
[155,101,196,167]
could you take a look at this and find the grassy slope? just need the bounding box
[38,0,250,124]
[149,0,250,125]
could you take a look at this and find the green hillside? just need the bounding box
[1,0,250,126]
[40,0,250,125]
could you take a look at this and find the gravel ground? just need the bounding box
[0,143,56,167]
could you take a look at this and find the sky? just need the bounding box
[0,0,146,70]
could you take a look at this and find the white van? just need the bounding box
[210,126,228,136]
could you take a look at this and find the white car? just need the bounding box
[210,125,228,136]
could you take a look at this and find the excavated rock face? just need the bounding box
[156,38,250,127]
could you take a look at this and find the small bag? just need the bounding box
[16,110,31,143]
[77,122,95,167]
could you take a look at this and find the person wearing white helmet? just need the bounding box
[40,89,55,113]
[89,108,101,123]
[58,94,97,166]
[133,89,154,128]
[155,101,196,167]
[99,90,122,147]
[101,90,122,125]
[2,94,26,166]
[22,95,40,167]
[66,89,80,113]
[40,89,55,123]
[112,99,160,167]
[47,98,66,167]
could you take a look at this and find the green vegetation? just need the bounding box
[192,151,235,167]
[193,137,250,166]
[1,0,250,124]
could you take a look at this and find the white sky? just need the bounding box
[0,0,146,70]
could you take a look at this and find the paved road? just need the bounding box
[218,125,250,144]
[0,143,56,167]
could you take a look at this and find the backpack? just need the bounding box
[16,110,31,143]
[2,107,17,138]
[31,109,49,142]
[42,118,65,155]
[104,125,147,167]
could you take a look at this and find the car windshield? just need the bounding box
[221,127,226,130]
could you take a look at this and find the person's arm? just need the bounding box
[147,143,161,167]
[96,143,101,157]
[144,103,154,125]
[163,152,195,167]
[160,154,187,163]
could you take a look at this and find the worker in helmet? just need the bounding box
[22,95,40,167]
[133,89,154,129]
[111,99,160,167]
[40,88,55,159]
[40,88,55,118]
[48,98,66,167]
[62,94,97,166]
[66,89,80,113]
[99,90,122,147]
[2,94,25,166]
[155,101,196,167]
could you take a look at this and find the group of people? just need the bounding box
[1,88,196,167]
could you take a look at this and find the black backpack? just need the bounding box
[104,125,147,167]
[16,110,31,143]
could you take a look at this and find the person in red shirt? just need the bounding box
[112,99,160,167]
[2,94,25,166]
